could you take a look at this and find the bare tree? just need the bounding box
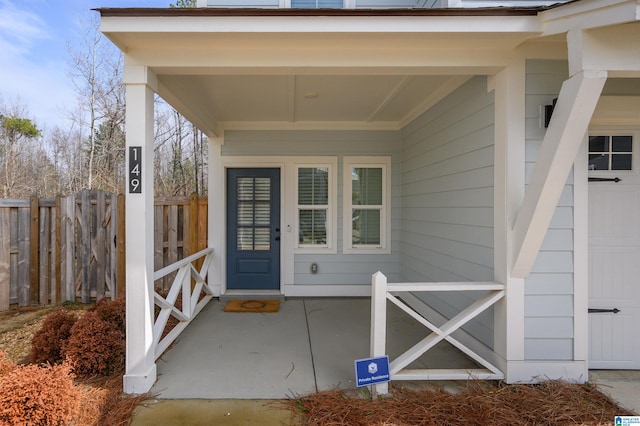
[66,15,125,192]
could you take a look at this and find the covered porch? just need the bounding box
[152,297,478,399]
[98,0,640,395]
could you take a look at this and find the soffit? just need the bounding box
[100,9,547,135]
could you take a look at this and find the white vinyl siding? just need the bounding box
[221,130,401,286]
[524,59,576,361]
[399,76,495,347]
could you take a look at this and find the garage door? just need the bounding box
[588,132,640,369]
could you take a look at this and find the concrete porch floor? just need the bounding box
[131,298,640,425]
[151,297,478,399]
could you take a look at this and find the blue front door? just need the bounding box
[226,168,281,290]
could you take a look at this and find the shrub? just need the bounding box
[30,309,78,365]
[64,311,125,377]
[90,296,125,335]
[0,353,79,426]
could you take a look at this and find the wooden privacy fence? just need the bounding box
[0,191,208,311]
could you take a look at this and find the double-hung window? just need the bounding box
[343,157,391,253]
[296,162,336,251]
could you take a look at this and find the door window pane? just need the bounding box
[589,136,609,153]
[612,136,633,152]
[589,135,633,171]
[236,176,272,251]
[612,154,632,170]
[254,228,271,251]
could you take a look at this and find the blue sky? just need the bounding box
[0,0,171,131]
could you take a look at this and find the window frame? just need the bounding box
[295,161,337,253]
[343,156,391,254]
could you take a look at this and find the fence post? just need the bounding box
[29,196,39,305]
[81,191,90,303]
[38,205,49,305]
[189,193,201,271]
[370,271,388,396]
[55,196,62,305]
[0,208,10,311]
[96,191,106,300]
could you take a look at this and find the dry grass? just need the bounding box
[73,373,151,426]
[287,381,633,426]
[0,306,149,426]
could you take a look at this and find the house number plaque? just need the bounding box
[129,146,142,193]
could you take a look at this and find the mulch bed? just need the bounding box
[287,381,634,426]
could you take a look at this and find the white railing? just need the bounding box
[371,271,505,395]
[153,248,215,360]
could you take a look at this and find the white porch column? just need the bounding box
[123,65,158,394]
[208,136,224,297]
[488,59,526,380]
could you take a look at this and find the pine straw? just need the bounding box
[287,381,633,426]
[73,372,152,426]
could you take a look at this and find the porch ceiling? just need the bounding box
[101,9,547,136]
[157,74,470,129]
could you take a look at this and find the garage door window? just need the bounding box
[588,135,633,171]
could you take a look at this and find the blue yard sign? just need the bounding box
[354,356,390,387]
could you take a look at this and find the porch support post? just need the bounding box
[512,65,606,278]
[488,59,526,380]
[208,136,224,297]
[123,65,158,394]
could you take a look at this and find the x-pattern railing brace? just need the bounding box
[152,248,215,360]
[370,271,505,396]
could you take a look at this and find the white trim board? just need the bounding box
[284,284,371,297]
[505,361,588,384]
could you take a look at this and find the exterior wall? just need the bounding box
[399,76,496,347]
[221,130,402,289]
[202,0,569,7]
[523,60,575,361]
[205,0,279,7]
[355,0,416,7]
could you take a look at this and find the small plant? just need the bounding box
[0,351,79,426]
[30,309,78,365]
[64,310,125,377]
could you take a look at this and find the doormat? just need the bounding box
[223,299,280,313]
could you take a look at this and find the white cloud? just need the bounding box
[0,0,48,58]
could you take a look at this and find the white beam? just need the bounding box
[101,15,541,35]
[123,67,157,394]
[541,0,639,36]
[569,24,640,77]
[512,70,607,278]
